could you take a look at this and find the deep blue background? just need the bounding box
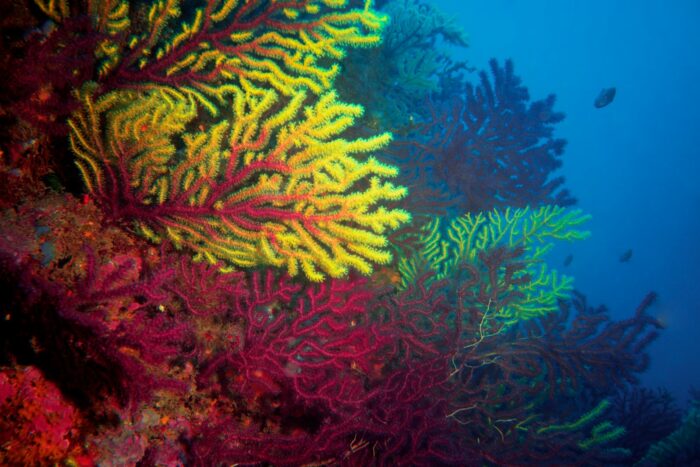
[434,0,700,403]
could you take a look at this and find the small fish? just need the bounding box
[563,254,573,267]
[594,87,616,108]
[619,249,633,263]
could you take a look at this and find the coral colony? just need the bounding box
[0,0,695,465]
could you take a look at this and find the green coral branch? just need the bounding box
[399,205,591,323]
[536,399,626,452]
[578,421,626,450]
[637,399,700,465]
[537,399,612,435]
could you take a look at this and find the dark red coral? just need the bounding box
[0,212,667,465]
[187,249,664,466]
[0,366,90,465]
[1,17,99,137]
[407,245,663,465]
[196,271,387,415]
[526,291,663,397]
[187,271,461,465]
[0,199,191,412]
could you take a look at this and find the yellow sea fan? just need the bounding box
[69,83,410,281]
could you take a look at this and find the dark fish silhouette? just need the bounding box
[594,87,616,108]
[563,254,573,267]
[619,249,633,263]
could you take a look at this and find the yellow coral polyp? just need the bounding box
[306,4,321,14]
[229,31,254,43]
[321,0,348,7]
[34,0,69,22]
[283,8,300,19]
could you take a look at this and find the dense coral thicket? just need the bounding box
[0,0,678,465]
[638,394,700,466]
[399,205,591,317]
[0,191,664,464]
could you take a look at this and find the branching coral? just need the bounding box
[394,58,575,213]
[0,210,190,410]
[537,400,627,452]
[69,83,409,281]
[0,193,666,465]
[6,0,389,140]
[190,270,460,465]
[453,290,663,409]
[609,386,682,462]
[445,284,662,464]
[34,0,388,98]
[34,0,410,281]
[197,271,387,415]
[399,205,591,323]
[0,0,677,465]
[637,396,700,466]
[105,0,387,97]
[337,0,470,131]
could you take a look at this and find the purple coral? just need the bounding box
[395,58,575,213]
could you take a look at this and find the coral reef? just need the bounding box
[0,0,682,465]
[0,195,189,411]
[2,0,411,281]
[0,192,669,464]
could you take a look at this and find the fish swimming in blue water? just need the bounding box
[563,254,573,267]
[619,249,633,263]
[594,87,616,108]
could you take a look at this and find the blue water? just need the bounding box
[435,0,700,403]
